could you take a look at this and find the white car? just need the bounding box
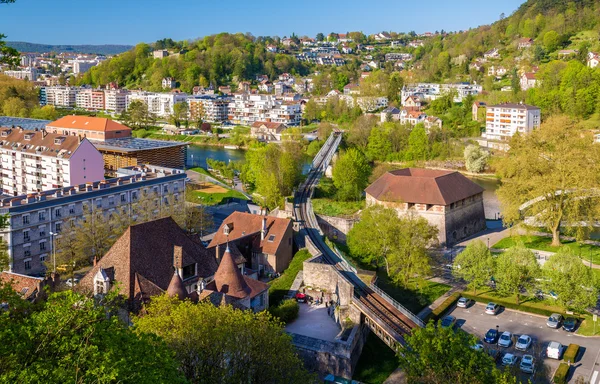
[502,353,518,366]
[547,341,563,360]
[65,278,79,287]
[520,354,535,374]
[515,334,532,351]
[498,331,512,348]
[485,302,500,315]
[457,297,472,308]
[470,343,484,352]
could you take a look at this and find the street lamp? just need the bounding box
[487,237,490,250]
[49,231,57,273]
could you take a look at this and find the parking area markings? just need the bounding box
[590,370,598,384]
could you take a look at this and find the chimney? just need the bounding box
[173,245,183,269]
[93,255,98,266]
[261,216,267,241]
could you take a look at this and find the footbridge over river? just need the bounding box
[294,132,424,350]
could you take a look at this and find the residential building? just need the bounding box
[517,38,533,50]
[46,116,131,141]
[385,53,413,62]
[343,83,360,95]
[365,168,485,245]
[72,60,98,74]
[0,165,186,276]
[45,86,77,107]
[374,32,391,41]
[3,67,37,81]
[153,50,169,59]
[472,101,486,121]
[380,107,401,122]
[258,80,273,93]
[20,54,35,67]
[78,217,218,312]
[403,95,421,110]
[0,127,104,196]
[104,89,129,113]
[408,40,424,48]
[488,65,507,77]
[520,73,537,90]
[208,212,294,275]
[483,48,500,60]
[482,103,541,141]
[227,93,301,126]
[401,83,482,103]
[187,95,231,122]
[250,121,287,142]
[162,77,176,89]
[126,91,188,117]
[266,44,278,53]
[587,52,600,68]
[0,271,56,302]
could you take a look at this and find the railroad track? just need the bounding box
[296,132,418,344]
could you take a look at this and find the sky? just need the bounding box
[0,0,525,45]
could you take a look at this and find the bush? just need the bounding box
[553,362,570,384]
[563,344,580,364]
[269,299,299,324]
[426,292,461,322]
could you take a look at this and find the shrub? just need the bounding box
[269,299,299,324]
[563,344,580,364]
[553,362,570,384]
[426,292,461,322]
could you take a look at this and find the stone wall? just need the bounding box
[316,214,358,243]
[444,194,486,245]
[303,257,354,308]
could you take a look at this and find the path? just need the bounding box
[186,169,251,199]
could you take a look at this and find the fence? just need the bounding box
[369,283,425,328]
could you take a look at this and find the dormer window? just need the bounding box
[24,133,33,141]
[93,268,110,296]
[182,263,196,280]
[1,130,10,137]
[223,224,231,235]
[54,137,65,145]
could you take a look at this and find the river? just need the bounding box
[186,145,246,168]
[467,176,502,221]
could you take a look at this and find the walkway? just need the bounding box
[185,169,252,199]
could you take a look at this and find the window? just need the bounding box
[40,241,46,251]
[23,231,30,242]
[95,280,105,295]
[39,254,46,263]
[69,205,75,214]
[38,211,46,222]
[268,235,275,242]
[55,223,61,233]
[24,260,31,270]
[55,208,61,218]
[108,196,114,206]
[163,186,168,193]
[96,199,102,208]
[132,191,138,201]
[120,194,126,203]
[22,215,29,225]
[24,248,31,257]
[182,264,196,280]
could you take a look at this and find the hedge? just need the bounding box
[563,344,580,364]
[426,292,461,322]
[553,363,570,384]
[269,299,299,324]
[460,292,583,320]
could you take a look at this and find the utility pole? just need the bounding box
[49,231,57,273]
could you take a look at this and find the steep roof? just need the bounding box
[365,168,484,206]
[208,212,292,255]
[47,116,131,133]
[166,270,187,300]
[79,217,218,309]
[251,121,286,130]
[211,245,251,299]
[0,127,85,159]
[0,271,43,300]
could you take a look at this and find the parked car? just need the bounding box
[65,278,79,287]
[502,353,518,366]
[485,302,500,315]
[470,343,484,352]
[563,317,578,332]
[498,331,512,348]
[484,329,499,344]
[440,315,456,328]
[547,313,563,329]
[520,354,536,374]
[547,341,563,359]
[295,293,307,303]
[457,297,473,308]
[515,334,532,351]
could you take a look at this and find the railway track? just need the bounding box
[295,132,418,345]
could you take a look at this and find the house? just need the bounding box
[424,116,443,130]
[199,244,269,312]
[218,86,232,95]
[403,95,421,110]
[558,49,578,59]
[238,81,251,93]
[469,62,484,72]
[488,66,507,77]
[266,45,278,53]
[78,217,219,312]
[483,48,500,60]
[281,38,295,48]
[343,83,360,95]
[250,121,287,142]
[256,74,269,82]
[483,102,541,141]
[587,52,600,68]
[381,107,401,122]
[472,101,486,121]
[208,212,294,274]
[365,168,486,245]
[0,271,57,302]
[517,38,533,50]
[400,109,427,126]
[341,45,353,54]
[162,77,176,89]
[520,72,537,90]
[258,80,273,93]
[374,32,391,41]
[408,40,424,48]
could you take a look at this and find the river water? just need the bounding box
[467,176,501,220]
[186,145,246,168]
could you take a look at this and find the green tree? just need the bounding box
[495,246,539,304]
[122,99,153,129]
[0,214,9,272]
[464,144,490,173]
[497,116,600,246]
[543,249,598,311]
[510,67,521,95]
[387,72,404,103]
[0,34,18,67]
[398,322,501,384]
[332,148,371,201]
[171,101,189,128]
[2,96,28,117]
[75,209,113,264]
[348,206,438,286]
[0,290,185,383]
[405,124,429,161]
[134,295,315,384]
[30,105,58,120]
[366,126,392,161]
[316,33,325,42]
[453,240,495,294]
[543,30,560,52]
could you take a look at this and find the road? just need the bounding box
[447,302,600,383]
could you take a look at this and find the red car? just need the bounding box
[295,293,307,303]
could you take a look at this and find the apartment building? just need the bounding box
[187,95,231,122]
[482,103,541,141]
[401,83,482,104]
[228,93,301,126]
[0,165,186,276]
[0,127,104,196]
[75,89,106,110]
[72,60,99,74]
[3,67,38,81]
[126,91,188,117]
[45,86,78,107]
[104,89,129,113]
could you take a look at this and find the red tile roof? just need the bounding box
[0,272,44,300]
[251,121,286,130]
[365,168,484,205]
[47,116,131,133]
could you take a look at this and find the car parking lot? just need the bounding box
[447,302,600,383]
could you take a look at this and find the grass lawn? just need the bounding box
[268,249,313,307]
[353,333,398,384]
[186,189,247,206]
[312,198,364,217]
[493,235,600,264]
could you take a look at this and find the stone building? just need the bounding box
[365,168,485,245]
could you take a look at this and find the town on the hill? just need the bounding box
[4,0,600,383]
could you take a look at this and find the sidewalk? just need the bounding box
[417,279,465,320]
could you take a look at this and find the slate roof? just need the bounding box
[365,168,484,206]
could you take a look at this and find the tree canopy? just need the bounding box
[332,148,371,201]
[494,246,540,305]
[453,240,495,294]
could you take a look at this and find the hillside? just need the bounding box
[7,41,133,55]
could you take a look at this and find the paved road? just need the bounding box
[447,302,600,383]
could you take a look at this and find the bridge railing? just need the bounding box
[369,283,425,328]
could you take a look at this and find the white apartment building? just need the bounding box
[227,93,301,126]
[45,86,78,107]
[187,96,231,122]
[72,60,99,74]
[75,89,92,109]
[20,55,35,67]
[483,103,541,141]
[104,89,129,113]
[0,127,105,197]
[3,67,38,81]
[0,165,186,276]
[401,83,482,104]
[126,91,188,117]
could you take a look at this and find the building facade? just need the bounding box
[187,96,231,122]
[126,91,188,117]
[3,67,37,81]
[482,103,541,141]
[0,165,186,276]
[228,93,301,126]
[45,86,78,107]
[46,116,132,141]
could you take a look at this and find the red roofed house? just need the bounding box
[208,212,294,275]
[250,121,287,142]
[78,217,219,312]
[0,271,57,302]
[517,38,533,50]
[403,95,422,110]
[46,116,131,142]
[365,168,485,245]
[520,73,538,90]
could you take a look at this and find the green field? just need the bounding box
[312,177,364,217]
[186,189,247,206]
[493,235,600,264]
[268,249,313,307]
